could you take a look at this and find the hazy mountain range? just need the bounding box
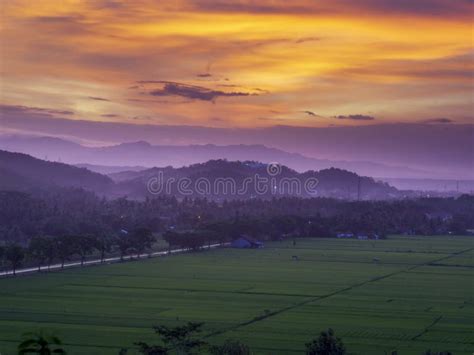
[0,149,403,200]
[0,134,436,179]
[1,111,472,179]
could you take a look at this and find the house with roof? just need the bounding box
[231,235,264,248]
[337,232,354,239]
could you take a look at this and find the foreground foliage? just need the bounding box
[135,322,207,354]
[305,328,346,355]
[18,332,66,354]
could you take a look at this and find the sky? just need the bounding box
[1,0,473,129]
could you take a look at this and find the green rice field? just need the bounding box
[0,236,473,354]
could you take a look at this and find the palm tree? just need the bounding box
[18,332,66,354]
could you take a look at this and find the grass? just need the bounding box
[0,236,472,354]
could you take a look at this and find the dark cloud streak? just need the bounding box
[0,104,74,116]
[188,0,473,18]
[302,110,319,117]
[334,114,375,121]
[88,96,111,101]
[423,118,455,124]
[138,81,255,101]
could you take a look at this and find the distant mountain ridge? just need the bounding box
[0,134,432,178]
[111,159,401,200]
[75,163,147,175]
[2,114,472,178]
[0,150,402,200]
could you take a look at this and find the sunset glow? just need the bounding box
[1,0,472,128]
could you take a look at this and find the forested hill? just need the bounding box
[0,151,399,200]
[112,159,400,200]
[0,150,113,193]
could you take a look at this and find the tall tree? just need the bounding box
[130,228,155,258]
[53,236,75,269]
[94,234,114,263]
[5,244,25,275]
[115,234,132,261]
[28,236,53,271]
[72,235,96,266]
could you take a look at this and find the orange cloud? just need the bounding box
[0,0,472,128]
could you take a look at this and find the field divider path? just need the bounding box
[411,315,443,341]
[203,246,474,340]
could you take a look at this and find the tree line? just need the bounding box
[0,228,156,274]
[1,190,472,249]
[1,189,473,274]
